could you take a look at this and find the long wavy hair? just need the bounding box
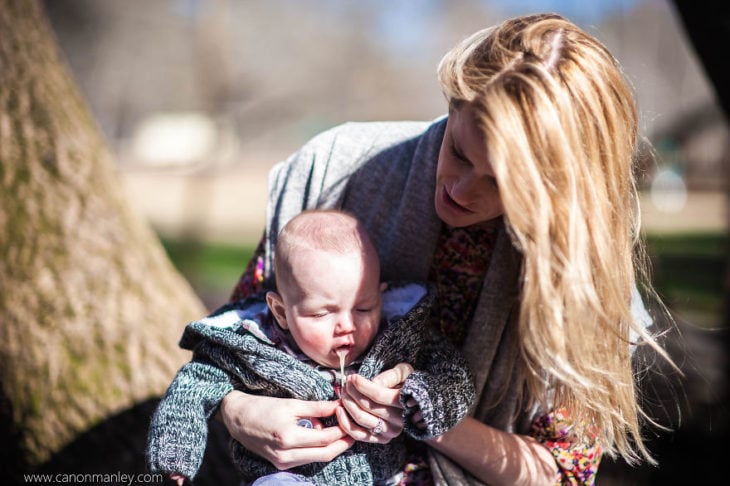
[438,13,674,464]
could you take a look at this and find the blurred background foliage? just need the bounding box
[41,0,727,483]
[647,233,725,323]
[160,234,726,327]
[43,0,728,307]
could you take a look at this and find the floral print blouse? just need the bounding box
[229,223,601,485]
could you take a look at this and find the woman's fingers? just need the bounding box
[336,405,394,443]
[339,374,405,441]
[266,435,354,469]
[372,362,414,388]
[295,400,342,426]
[334,364,417,444]
[346,373,402,409]
[340,389,394,433]
[219,392,352,470]
[342,377,401,430]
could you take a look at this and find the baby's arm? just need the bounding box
[146,358,234,481]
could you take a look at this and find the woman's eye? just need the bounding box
[355,308,372,313]
[452,146,471,166]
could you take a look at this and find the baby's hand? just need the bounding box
[406,398,426,430]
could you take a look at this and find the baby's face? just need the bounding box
[278,247,382,369]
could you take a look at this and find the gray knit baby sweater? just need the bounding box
[146,282,475,485]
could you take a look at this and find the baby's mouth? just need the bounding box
[335,344,352,359]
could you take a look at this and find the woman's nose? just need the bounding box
[452,174,478,200]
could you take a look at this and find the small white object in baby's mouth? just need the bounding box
[337,349,346,388]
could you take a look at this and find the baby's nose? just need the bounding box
[336,313,355,333]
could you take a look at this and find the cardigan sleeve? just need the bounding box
[146,358,235,479]
[399,326,476,441]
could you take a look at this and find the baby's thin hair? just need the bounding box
[274,209,378,290]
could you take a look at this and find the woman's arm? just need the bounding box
[218,390,354,470]
[338,343,556,485]
[428,416,559,486]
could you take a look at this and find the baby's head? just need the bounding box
[266,210,385,368]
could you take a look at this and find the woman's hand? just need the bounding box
[336,362,414,443]
[219,391,354,470]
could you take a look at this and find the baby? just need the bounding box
[266,207,389,390]
[147,209,475,485]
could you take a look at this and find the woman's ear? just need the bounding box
[266,291,289,330]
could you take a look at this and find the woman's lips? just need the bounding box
[442,187,474,214]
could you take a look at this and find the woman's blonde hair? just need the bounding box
[438,13,673,464]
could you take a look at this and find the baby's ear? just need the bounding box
[380,282,388,293]
[266,291,288,330]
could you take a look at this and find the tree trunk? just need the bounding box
[0,0,207,477]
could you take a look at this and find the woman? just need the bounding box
[219,13,671,485]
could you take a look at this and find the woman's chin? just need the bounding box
[435,190,473,226]
[435,203,473,227]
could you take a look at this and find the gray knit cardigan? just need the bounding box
[146,282,475,485]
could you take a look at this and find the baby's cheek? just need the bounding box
[358,318,381,342]
[299,331,332,354]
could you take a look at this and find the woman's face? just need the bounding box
[435,102,504,227]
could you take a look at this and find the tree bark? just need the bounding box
[0,0,206,476]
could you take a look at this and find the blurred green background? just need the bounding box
[646,232,726,324]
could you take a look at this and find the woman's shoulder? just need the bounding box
[306,117,446,155]
[331,117,444,136]
[267,117,446,204]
